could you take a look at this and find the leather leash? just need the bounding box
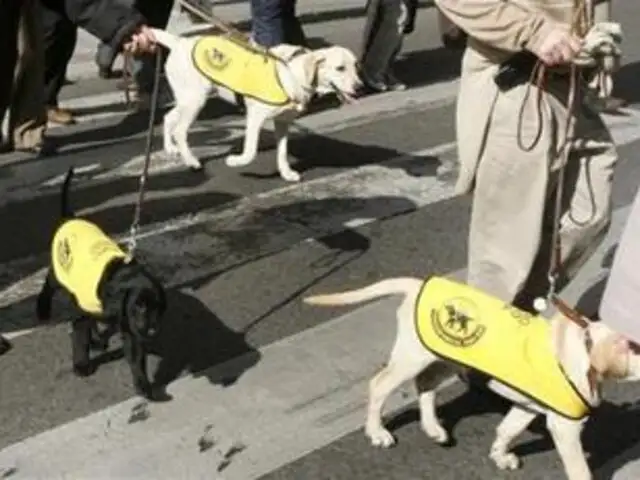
[125,49,163,255]
[530,0,593,325]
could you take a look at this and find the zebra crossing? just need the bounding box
[2,102,640,478]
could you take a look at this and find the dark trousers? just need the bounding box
[0,0,47,148]
[41,1,77,107]
[95,0,133,73]
[250,0,306,48]
[0,0,21,125]
[360,0,417,79]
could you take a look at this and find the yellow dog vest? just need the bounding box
[415,277,590,420]
[191,36,291,106]
[52,219,129,315]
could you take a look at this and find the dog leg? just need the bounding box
[415,364,457,445]
[122,331,153,400]
[489,405,537,471]
[225,102,270,168]
[173,94,208,171]
[546,413,591,480]
[162,107,180,158]
[71,316,96,377]
[366,348,432,448]
[36,268,58,322]
[273,117,300,182]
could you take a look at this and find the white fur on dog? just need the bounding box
[305,277,640,480]
[150,29,361,182]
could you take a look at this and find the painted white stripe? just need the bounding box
[0,141,456,314]
[53,74,459,129]
[0,199,632,479]
[2,106,640,333]
[0,276,462,480]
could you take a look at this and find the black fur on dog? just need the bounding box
[36,168,168,401]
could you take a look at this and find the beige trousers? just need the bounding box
[9,0,47,149]
[466,79,618,312]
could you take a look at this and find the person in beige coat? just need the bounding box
[434,0,618,313]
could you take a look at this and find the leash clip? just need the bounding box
[126,225,139,255]
[534,274,557,314]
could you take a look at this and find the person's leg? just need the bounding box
[513,100,617,312]
[466,84,554,308]
[0,0,21,151]
[41,3,77,124]
[95,42,118,78]
[9,0,54,155]
[281,0,307,46]
[359,0,404,93]
[250,0,285,47]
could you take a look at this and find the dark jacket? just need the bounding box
[41,0,146,51]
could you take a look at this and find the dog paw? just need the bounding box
[490,451,521,471]
[280,169,301,182]
[183,158,203,171]
[225,154,252,168]
[422,423,449,445]
[73,362,96,377]
[365,426,396,448]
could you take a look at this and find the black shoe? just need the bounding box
[359,71,389,93]
[0,336,11,355]
[385,72,407,91]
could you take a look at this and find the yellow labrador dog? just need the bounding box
[150,28,361,181]
[305,276,640,480]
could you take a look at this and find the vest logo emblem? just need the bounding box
[431,297,486,347]
[207,47,230,70]
[56,237,73,272]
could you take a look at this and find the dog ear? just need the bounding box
[302,53,324,88]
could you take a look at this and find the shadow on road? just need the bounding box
[152,287,260,390]
[386,383,640,476]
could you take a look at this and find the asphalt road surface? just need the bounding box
[2,2,640,479]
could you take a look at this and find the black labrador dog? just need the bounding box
[36,168,167,401]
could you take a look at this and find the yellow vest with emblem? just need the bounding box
[52,219,129,315]
[415,277,590,420]
[191,36,291,106]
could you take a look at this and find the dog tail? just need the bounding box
[60,167,75,218]
[150,28,182,51]
[304,277,423,307]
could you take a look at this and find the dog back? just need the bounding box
[52,219,130,315]
[414,277,590,420]
[191,35,292,106]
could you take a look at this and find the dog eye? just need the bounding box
[336,66,346,72]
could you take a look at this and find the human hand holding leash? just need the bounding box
[529,26,582,66]
[123,25,157,54]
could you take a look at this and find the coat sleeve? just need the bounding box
[63,0,147,51]
[434,0,556,54]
